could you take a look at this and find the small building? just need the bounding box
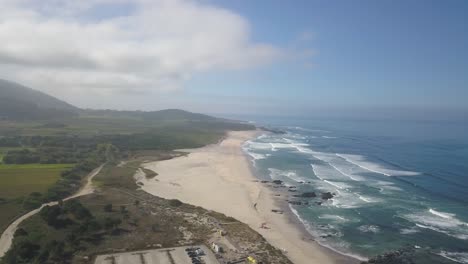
[211,242,223,253]
[217,229,227,236]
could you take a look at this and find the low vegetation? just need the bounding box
[1,80,262,263]
[2,160,291,264]
[0,164,74,231]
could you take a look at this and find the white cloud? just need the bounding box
[0,0,285,105]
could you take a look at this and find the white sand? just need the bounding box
[138,131,353,264]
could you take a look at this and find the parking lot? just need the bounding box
[94,245,220,264]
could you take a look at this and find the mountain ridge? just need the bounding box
[0,79,222,122]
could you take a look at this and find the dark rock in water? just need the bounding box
[300,192,316,198]
[315,201,322,205]
[292,195,300,198]
[272,180,283,185]
[289,186,297,189]
[288,189,297,192]
[259,126,286,134]
[288,201,303,205]
[321,192,334,200]
[271,209,284,214]
[261,180,269,183]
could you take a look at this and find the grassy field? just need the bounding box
[0,164,74,233]
[0,164,74,199]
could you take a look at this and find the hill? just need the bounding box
[81,108,218,122]
[0,79,253,135]
[0,79,78,120]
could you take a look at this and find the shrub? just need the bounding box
[168,199,182,207]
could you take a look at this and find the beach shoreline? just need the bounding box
[138,130,358,264]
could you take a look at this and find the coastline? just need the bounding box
[138,130,358,264]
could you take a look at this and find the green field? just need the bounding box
[0,164,74,199]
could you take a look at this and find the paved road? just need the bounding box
[0,165,103,258]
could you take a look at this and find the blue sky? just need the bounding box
[186,0,468,116]
[0,0,467,118]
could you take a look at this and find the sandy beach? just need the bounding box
[138,130,356,264]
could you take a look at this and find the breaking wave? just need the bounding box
[402,209,468,240]
[336,154,420,177]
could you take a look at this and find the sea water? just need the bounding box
[240,117,468,263]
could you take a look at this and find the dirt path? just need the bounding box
[0,165,103,258]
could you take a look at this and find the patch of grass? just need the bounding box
[0,202,24,233]
[0,163,75,233]
[94,162,140,190]
[0,164,74,199]
[140,167,158,179]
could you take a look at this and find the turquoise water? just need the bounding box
[241,118,468,263]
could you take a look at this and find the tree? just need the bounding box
[169,199,182,207]
[15,240,40,261]
[14,228,28,237]
[103,217,121,231]
[104,203,113,212]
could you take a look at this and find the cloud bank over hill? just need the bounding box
[0,0,288,108]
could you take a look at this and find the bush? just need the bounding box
[168,199,183,207]
[103,203,113,212]
[14,228,28,237]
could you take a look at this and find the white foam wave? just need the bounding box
[299,149,364,181]
[269,142,298,151]
[438,251,468,264]
[319,214,348,222]
[289,205,368,261]
[403,209,468,240]
[268,168,307,183]
[310,164,323,180]
[329,191,379,209]
[310,163,354,182]
[323,180,351,190]
[328,162,361,181]
[429,208,456,219]
[244,141,271,150]
[374,181,402,192]
[336,154,420,177]
[357,195,372,203]
[246,152,266,160]
[358,225,380,233]
[400,227,420,235]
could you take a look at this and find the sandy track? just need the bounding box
[0,165,103,258]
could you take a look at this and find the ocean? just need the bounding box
[239,117,468,263]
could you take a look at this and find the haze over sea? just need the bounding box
[235,116,468,263]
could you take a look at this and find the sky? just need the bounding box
[0,0,467,118]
